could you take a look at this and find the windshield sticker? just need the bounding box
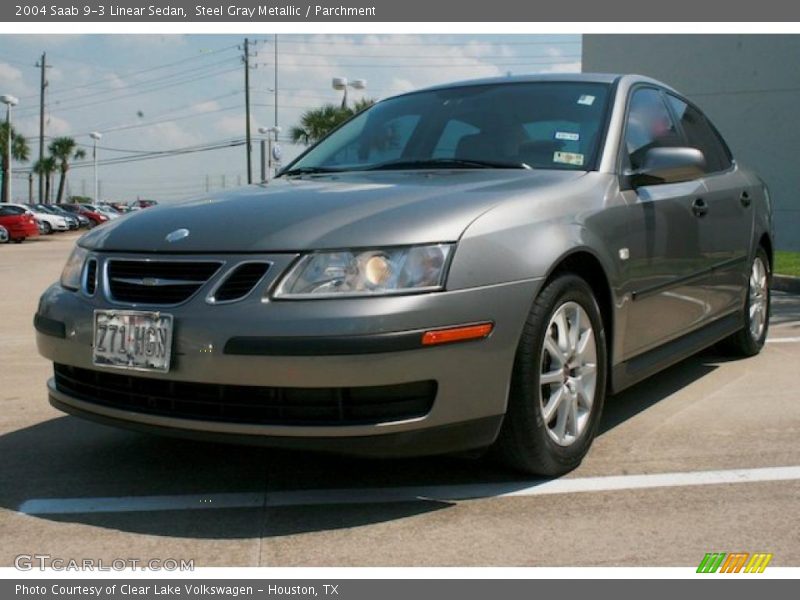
[577,95,596,106]
[553,151,585,166]
[555,131,580,141]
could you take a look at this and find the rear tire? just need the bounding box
[718,247,770,357]
[492,273,608,476]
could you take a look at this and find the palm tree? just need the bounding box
[49,137,86,204]
[1,121,30,203]
[290,99,376,146]
[32,156,57,204]
[350,97,375,115]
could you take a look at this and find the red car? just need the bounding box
[130,199,158,209]
[61,204,109,227]
[0,205,40,242]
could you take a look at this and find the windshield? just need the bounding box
[284,82,610,174]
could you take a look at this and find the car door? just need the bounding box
[665,94,753,318]
[618,87,712,358]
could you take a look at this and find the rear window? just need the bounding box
[0,206,25,215]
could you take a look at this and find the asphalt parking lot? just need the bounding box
[1,232,799,567]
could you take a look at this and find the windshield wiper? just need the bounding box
[277,166,346,178]
[364,158,531,171]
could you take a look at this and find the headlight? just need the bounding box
[275,244,453,298]
[60,245,88,291]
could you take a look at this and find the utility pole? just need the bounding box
[274,33,278,129]
[28,172,33,203]
[243,38,253,184]
[35,52,48,203]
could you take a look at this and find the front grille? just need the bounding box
[211,262,270,303]
[54,364,436,426]
[84,259,97,295]
[107,259,221,305]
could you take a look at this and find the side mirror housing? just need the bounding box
[628,147,706,188]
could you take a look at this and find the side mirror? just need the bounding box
[628,147,706,188]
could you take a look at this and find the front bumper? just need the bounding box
[36,259,541,455]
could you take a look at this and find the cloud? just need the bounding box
[192,100,221,113]
[213,114,247,137]
[0,62,34,96]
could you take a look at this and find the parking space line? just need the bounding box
[766,336,800,343]
[17,465,800,514]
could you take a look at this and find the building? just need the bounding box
[582,34,799,250]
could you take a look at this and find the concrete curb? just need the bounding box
[772,275,800,294]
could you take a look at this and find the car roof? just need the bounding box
[390,73,676,98]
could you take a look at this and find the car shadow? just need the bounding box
[599,348,721,435]
[0,347,725,542]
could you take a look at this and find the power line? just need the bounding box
[15,60,240,116]
[69,139,247,170]
[85,90,242,133]
[65,104,242,138]
[270,49,580,59]
[266,36,580,47]
[252,57,580,69]
[32,44,239,100]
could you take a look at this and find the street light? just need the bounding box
[258,126,282,181]
[332,77,366,109]
[1,94,19,203]
[89,131,102,203]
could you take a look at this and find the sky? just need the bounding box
[0,34,581,203]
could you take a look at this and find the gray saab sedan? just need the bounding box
[35,74,772,475]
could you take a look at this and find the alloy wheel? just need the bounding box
[749,256,768,341]
[539,301,598,447]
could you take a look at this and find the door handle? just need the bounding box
[692,198,708,218]
[740,191,752,208]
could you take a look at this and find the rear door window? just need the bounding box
[666,95,732,173]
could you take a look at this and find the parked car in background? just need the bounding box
[32,205,79,231]
[36,74,772,475]
[48,205,91,229]
[0,205,39,242]
[0,224,8,244]
[105,202,133,214]
[129,199,158,209]
[8,203,69,234]
[93,204,123,220]
[60,204,109,227]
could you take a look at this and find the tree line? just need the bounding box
[1,123,85,204]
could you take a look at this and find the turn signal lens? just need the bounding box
[421,322,493,346]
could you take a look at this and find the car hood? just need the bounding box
[80,170,585,253]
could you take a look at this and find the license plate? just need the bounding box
[93,310,173,372]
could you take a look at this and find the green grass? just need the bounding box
[775,251,800,277]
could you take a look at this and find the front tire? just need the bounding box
[719,248,770,357]
[492,274,608,476]
[41,221,52,235]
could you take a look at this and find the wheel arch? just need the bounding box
[543,248,615,373]
[758,231,773,271]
